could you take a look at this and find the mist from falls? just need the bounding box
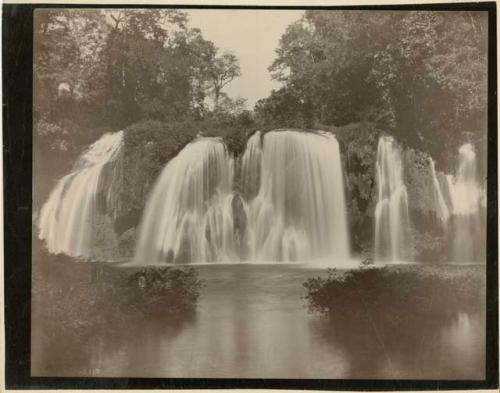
[241,131,350,263]
[38,131,124,258]
[374,136,411,262]
[134,138,237,264]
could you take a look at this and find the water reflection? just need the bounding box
[313,309,484,379]
[32,264,485,379]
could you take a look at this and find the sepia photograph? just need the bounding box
[1,1,495,388]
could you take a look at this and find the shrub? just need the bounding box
[32,242,203,343]
[125,267,203,316]
[303,265,485,326]
[303,265,486,378]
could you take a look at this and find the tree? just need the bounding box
[33,8,246,146]
[262,10,487,168]
[34,9,109,124]
[100,10,192,124]
[210,93,247,123]
[208,51,241,109]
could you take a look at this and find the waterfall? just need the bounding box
[240,131,262,200]
[446,143,484,262]
[374,136,411,262]
[447,144,481,215]
[38,131,124,258]
[37,127,486,265]
[429,159,450,224]
[133,129,350,265]
[242,130,350,263]
[133,138,237,264]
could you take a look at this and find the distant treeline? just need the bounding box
[34,9,488,172]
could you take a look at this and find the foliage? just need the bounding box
[302,263,486,371]
[34,9,245,160]
[302,264,486,378]
[208,51,242,109]
[34,10,108,115]
[34,119,72,152]
[254,87,315,129]
[259,10,487,169]
[127,267,202,315]
[32,241,203,344]
[303,265,485,319]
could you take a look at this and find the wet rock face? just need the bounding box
[403,148,436,217]
[232,193,248,260]
[114,208,142,236]
[118,228,136,259]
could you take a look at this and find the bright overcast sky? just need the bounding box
[186,9,303,109]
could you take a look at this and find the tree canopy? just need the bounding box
[34,9,243,135]
[34,9,488,172]
[255,10,488,168]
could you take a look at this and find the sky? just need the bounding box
[186,10,303,109]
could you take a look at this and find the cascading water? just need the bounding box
[133,138,237,264]
[446,143,485,262]
[241,130,350,263]
[374,136,411,262]
[429,159,451,224]
[240,131,262,199]
[38,131,124,258]
[36,126,487,266]
[133,129,350,265]
[447,144,481,215]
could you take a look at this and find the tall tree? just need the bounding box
[209,51,241,109]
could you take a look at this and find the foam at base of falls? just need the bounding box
[38,131,124,258]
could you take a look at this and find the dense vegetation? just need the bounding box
[303,265,485,318]
[34,9,248,128]
[33,8,254,200]
[303,265,485,350]
[35,10,487,174]
[32,241,203,356]
[302,264,486,378]
[255,10,487,171]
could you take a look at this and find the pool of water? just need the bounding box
[31,264,485,379]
